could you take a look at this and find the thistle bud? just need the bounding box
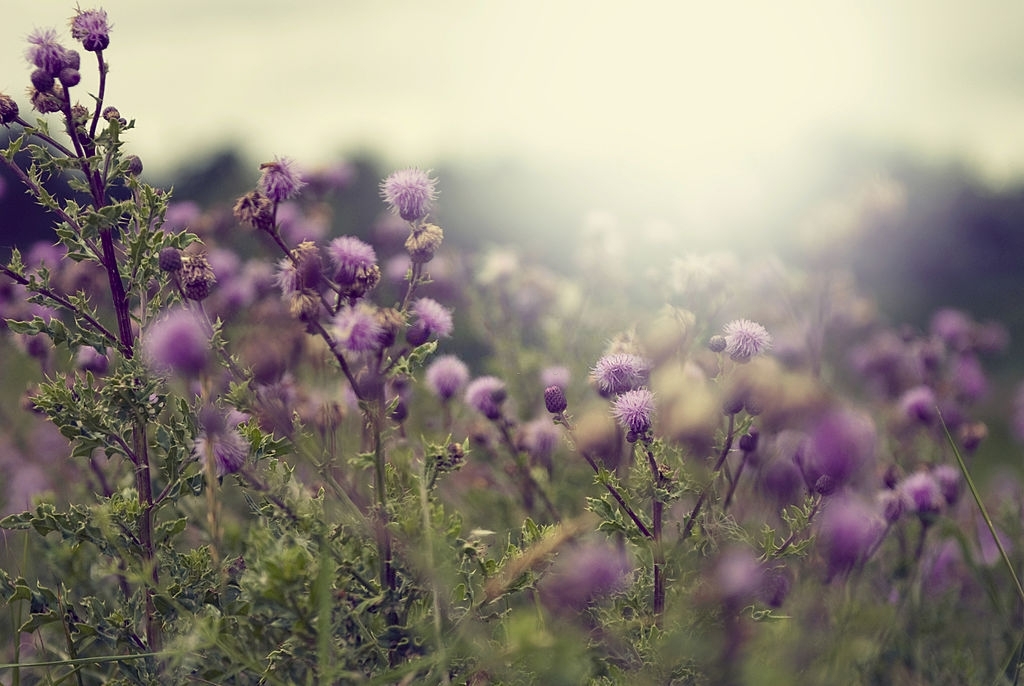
[181,253,216,301]
[404,223,444,263]
[125,155,143,176]
[158,247,183,272]
[0,94,18,124]
[544,385,567,414]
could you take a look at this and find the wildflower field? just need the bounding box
[3,7,1024,685]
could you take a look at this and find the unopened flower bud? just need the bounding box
[158,247,182,272]
[739,428,759,453]
[708,335,727,353]
[126,154,143,176]
[181,253,216,301]
[814,474,837,497]
[59,67,80,88]
[102,106,121,121]
[0,94,18,124]
[405,223,444,263]
[30,69,54,92]
[544,385,567,414]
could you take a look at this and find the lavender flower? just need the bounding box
[142,307,209,377]
[407,297,453,345]
[425,355,469,401]
[69,7,111,52]
[333,303,384,353]
[898,385,937,425]
[259,156,306,203]
[465,376,506,420]
[380,168,437,222]
[722,318,772,362]
[611,388,655,436]
[590,353,649,396]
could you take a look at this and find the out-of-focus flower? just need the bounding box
[425,355,469,402]
[142,307,209,377]
[611,388,655,436]
[799,408,876,492]
[817,495,883,581]
[722,318,772,363]
[76,345,108,374]
[951,353,987,403]
[180,253,217,301]
[591,353,649,396]
[930,308,973,352]
[465,376,506,420]
[380,168,437,222]
[333,303,383,353]
[932,464,962,506]
[70,7,111,52]
[259,156,306,203]
[898,471,943,517]
[26,28,69,76]
[194,407,248,478]
[711,547,764,608]
[541,366,570,391]
[539,540,632,613]
[521,417,560,470]
[897,385,937,425]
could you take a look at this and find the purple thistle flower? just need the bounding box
[521,417,561,469]
[380,168,438,222]
[951,353,987,403]
[898,385,938,425]
[930,308,973,352]
[259,156,306,203]
[590,353,649,396]
[76,346,108,374]
[410,297,453,339]
[69,7,111,52]
[539,541,632,613]
[194,411,248,478]
[142,307,209,377]
[612,388,655,436]
[932,464,961,506]
[540,365,570,391]
[465,375,506,420]
[333,303,384,353]
[425,354,469,401]
[801,408,876,492]
[26,28,69,76]
[327,235,377,286]
[722,318,772,363]
[898,471,944,517]
[817,495,883,581]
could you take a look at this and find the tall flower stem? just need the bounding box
[643,442,666,623]
[681,413,736,542]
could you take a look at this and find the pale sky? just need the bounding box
[4,1,1024,230]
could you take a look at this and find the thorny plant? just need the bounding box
[1,7,1024,686]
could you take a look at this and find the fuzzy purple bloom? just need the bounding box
[932,464,961,506]
[899,471,944,516]
[611,388,655,436]
[380,168,438,222]
[76,346,108,375]
[521,418,561,468]
[722,318,772,362]
[70,7,111,51]
[425,354,470,402]
[195,424,248,478]
[800,408,876,492]
[713,547,764,607]
[898,385,938,425]
[259,157,306,203]
[930,308,973,352]
[327,236,377,285]
[817,495,883,581]
[142,307,209,377]
[951,353,988,403]
[410,297,453,339]
[590,353,649,396]
[539,541,632,613]
[333,303,384,353]
[540,365,571,391]
[464,376,506,420]
[26,28,70,76]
